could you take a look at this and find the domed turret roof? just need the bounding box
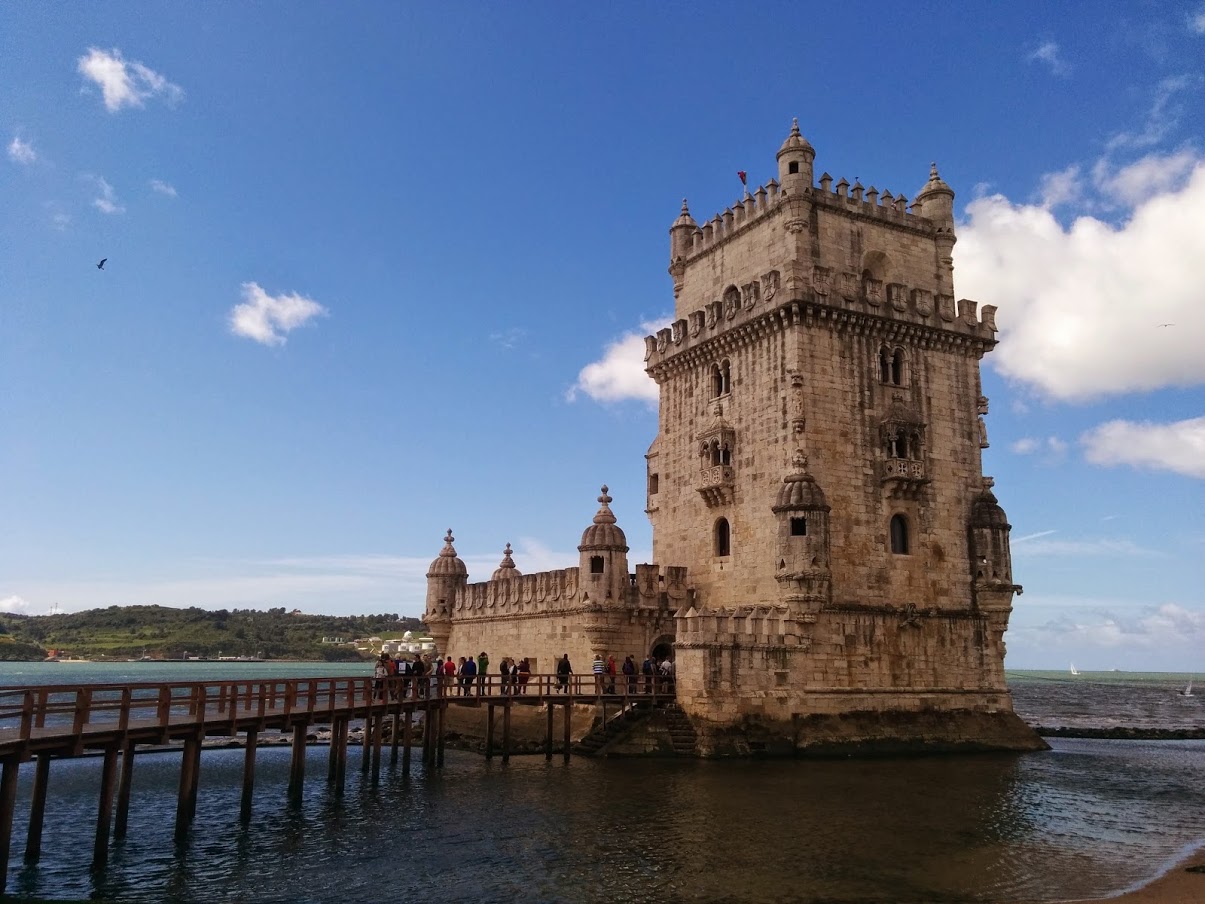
[970,488,1010,529]
[916,162,953,200]
[672,198,697,229]
[427,529,468,578]
[776,118,814,158]
[772,451,831,512]
[491,542,522,581]
[578,485,629,551]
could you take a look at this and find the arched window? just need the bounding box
[891,349,905,385]
[879,346,891,383]
[710,359,731,398]
[590,555,605,574]
[714,518,731,557]
[889,515,910,555]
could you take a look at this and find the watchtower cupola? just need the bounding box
[424,528,467,655]
[577,485,630,604]
[772,451,832,613]
[776,117,815,189]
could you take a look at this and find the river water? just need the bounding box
[1,663,1202,903]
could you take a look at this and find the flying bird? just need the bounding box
[97,258,107,270]
[1157,323,1175,328]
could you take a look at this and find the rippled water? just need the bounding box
[1,665,1202,902]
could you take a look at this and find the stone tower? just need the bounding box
[644,121,1042,755]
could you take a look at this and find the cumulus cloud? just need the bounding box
[956,157,1205,402]
[1081,416,1205,478]
[1012,537,1165,558]
[229,282,327,347]
[87,175,124,214]
[1011,436,1067,458]
[149,178,177,198]
[1090,149,1198,207]
[1027,40,1071,76]
[1037,164,1082,208]
[7,136,36,165]
[0,595,31,613]
[77,47,183,112]
[568,318,667,404]
[1018,602,1205,652]
[1192,8,1205,34]
[1105,75,1196,152]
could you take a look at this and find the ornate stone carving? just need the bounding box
[762,269,780,302]
[912,288,933,317]
[689,310,704,337]
[812,266,832,296]
[741,281,760,311]
[888,283,907,312]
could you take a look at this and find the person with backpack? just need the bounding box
[556,653,572,693]
[477,651,490,696]
[641,654,655,694]
[622,655,637,695]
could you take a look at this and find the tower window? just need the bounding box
[788,161,799,174]
[590,555,604,574]
[648,473,659,495]
[889,515,910,555]
[790,517,807,537]
[891,349,905,385]
[710,359,731,398]
[714,518,731,557]
[879,346,906,386]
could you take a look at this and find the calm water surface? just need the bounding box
[0,663,1201,903]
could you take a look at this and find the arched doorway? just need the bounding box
[650,634,674,662]
[650,634,676,695]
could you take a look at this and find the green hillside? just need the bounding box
[0,606,426,661]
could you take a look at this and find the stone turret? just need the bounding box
[969,478,1016,593]
[771,451,832,613]
[578,485,630,605]
[491,543,521,581]
[424,529,466,655]
[776,118,815,241]
[915,162,957,295]
[669,199,697,298]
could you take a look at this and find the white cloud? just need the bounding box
[1081,416,1205,478]
[1090,149,1198,207]
[1015,601,1205,652]
[568,318,668,404]
[1105,75,1196,152]
[488,327,526,350]
[1191,8,1205,34]
[149,178,177,198]
[77,47,183,112]
[7,136,36,165]
[1027,41,1070,76]
[1011,438,1038,454]
[228,282,327,347]
[1012,530,1057,544]
[1037,164,1082,208]
[1012,537,1165,558]
[956,157,1205,401]
[1010,436,1067,459]
[87,175,125,215]
[0,595,31,613]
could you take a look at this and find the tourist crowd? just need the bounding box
[371,650,675,699]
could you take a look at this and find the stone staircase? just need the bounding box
[573,702,650,757]
[661,702,698,756]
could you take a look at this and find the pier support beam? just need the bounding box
[401,707,412,775]
[390,712,400,767]
[485,704,495,759]
[241,730,258,823]
[370,711,383,782]
[501,699,512,766]
[436,701,446,768]
[174,733,202,843]
[92,743,119,870]
[334,718,348,795]
[113,742,135,841]
[546,704,554,760]
[288,724,306,805]
[0,755,19,895]
[563,702,572,763]
[25,753,51,862]
[327,718,341,781]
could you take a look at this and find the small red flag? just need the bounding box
[737,171,747,186]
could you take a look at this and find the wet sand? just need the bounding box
[1068,850,1205,903]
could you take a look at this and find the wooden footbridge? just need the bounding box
[0,672,672,892]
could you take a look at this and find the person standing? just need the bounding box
[592,654,606,696]
[498,657,511,696]
[622,655,636,695]
[556,653,572,693]
[477,651,490,696]
[641,654,655,694]
[517,657,531,694]
[605,654,617,695]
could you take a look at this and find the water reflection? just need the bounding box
[5,740,1204,903]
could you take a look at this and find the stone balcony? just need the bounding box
[881,458,928,498]
[697,465,735,507]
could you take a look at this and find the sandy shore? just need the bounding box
[1066,849,1205,903]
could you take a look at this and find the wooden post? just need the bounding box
[25,753,51,862]
[545,703,554,760]
[92,744,119,870]
[327,718,341,781]
[390,712,400,766]
[0,756,19,894]
[113,741,135,840]
[241,729,258,823]
[485,704,495,759]
[563,701,572,763]
[401,706,412,775]
[370,711,383,782]
[334,718,348,796]
[436,700,446,768]
[501,698,512,765]
[288,723,306,805]
[174,734,201,843]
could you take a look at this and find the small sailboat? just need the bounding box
[1180,680,1194,697]
[1070,663,1080,676]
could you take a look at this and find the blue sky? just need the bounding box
[1,2,1202,671]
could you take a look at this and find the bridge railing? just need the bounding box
[0,672,675,745]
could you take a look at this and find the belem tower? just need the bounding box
[422,121,1045,755]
